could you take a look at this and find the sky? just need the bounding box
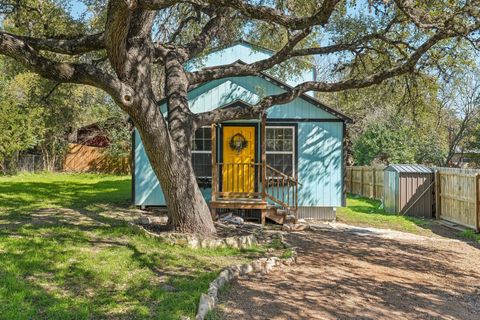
[70,0,88,19]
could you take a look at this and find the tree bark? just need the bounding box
[136,126,216,235]
[161,151,216,234]
[133,95,216,235]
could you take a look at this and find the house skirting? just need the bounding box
[297,207,336,220]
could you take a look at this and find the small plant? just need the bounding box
[458,229,480,242]
[267,237,285,250]
[280,248,294,259]
[205,309,222,320]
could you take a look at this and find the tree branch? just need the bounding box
[188,28,311,84]
[184,7,228,59]
[140,0,339,29]
[257,33,448,108]
[195,31,449,124]
[15,32,105,55]
[192,0,340,29]
[195,101,262,126]
[105,0,135,80]
[0,32,130,107]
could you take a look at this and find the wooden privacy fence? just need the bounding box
[345,166,385,200]
[346,165,480,231]
[64,143,130,175]
[434,167,480,232]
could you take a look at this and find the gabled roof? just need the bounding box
[181,60,352,122]
[207,40,316,70]
[157,70,352,122]
[250,63,352,123]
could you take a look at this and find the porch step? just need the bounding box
[265,207,297,225]
[211,198,268,210]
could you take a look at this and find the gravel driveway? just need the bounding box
[215,225,480,319]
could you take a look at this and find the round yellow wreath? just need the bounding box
[229,133,248,153]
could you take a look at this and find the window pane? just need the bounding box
[203,128,211,139]
[192,153,212,177]
[266,129,274,139]
[284,128,293,139]
[266,154,275,167]
[266,154,293,176]
[193,127,211,151]
[266,139,275,151]
[266,127,294,176]
[193,140,203,151]
[275,139,283,151]
[204,139,211,150]
[283,139,292,151]
[195,129,204,140]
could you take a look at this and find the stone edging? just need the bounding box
[128,222,257,249]
[195,246,298,320]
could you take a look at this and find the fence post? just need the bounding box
[476,173,480,232]
[434,170,441,219]
[349,168,353,194]
[372,168,376,199]
[360,167,364,197]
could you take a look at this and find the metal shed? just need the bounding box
[384,165,435,218]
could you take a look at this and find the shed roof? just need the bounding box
[385,164,433,173]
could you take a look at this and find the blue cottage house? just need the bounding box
[133,41,352,223]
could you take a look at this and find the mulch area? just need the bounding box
[215,227,480,319]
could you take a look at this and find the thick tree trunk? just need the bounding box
[160,152,216,235]
[134,108,216,236]
[145,139,216,235]
[104,11,216,235]
[129,52,215,235]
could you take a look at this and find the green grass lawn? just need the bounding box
[337,196,434,235]
[458,229,480,243]
[0,173,264,320]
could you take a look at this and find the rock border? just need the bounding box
[195,244,297,320]
[128,222,258,249]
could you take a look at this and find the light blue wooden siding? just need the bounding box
[297,122,343,207]
[135,72,343,207]
[134,121,344,207]
[134,130,212,206]
[158,76,336,119]
[189,42,315,87]
[229,77,335,119]
[134,129,163,205]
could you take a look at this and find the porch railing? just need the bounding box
[211,162,299,215]
[265,164,299,214]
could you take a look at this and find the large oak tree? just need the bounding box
[0,0,478,235]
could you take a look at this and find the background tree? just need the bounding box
[0,83,40,174]
[440,69,480,166]
[0,0,120,173]
[0,0,479,234]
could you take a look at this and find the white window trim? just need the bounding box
[192,126,212,178]
[265,126,296,177]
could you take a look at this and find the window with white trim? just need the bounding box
[266,126,295,176]
[192,127,212,178]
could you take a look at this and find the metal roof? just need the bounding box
[385,164,433,174]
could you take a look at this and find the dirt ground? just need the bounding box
[215,225,480,320]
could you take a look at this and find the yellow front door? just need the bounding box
[222,126,256,193]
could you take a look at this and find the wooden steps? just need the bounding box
[210,198,268,224]
[265,207,297,224]
[210,198,268,210]
[210,198,296,225]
